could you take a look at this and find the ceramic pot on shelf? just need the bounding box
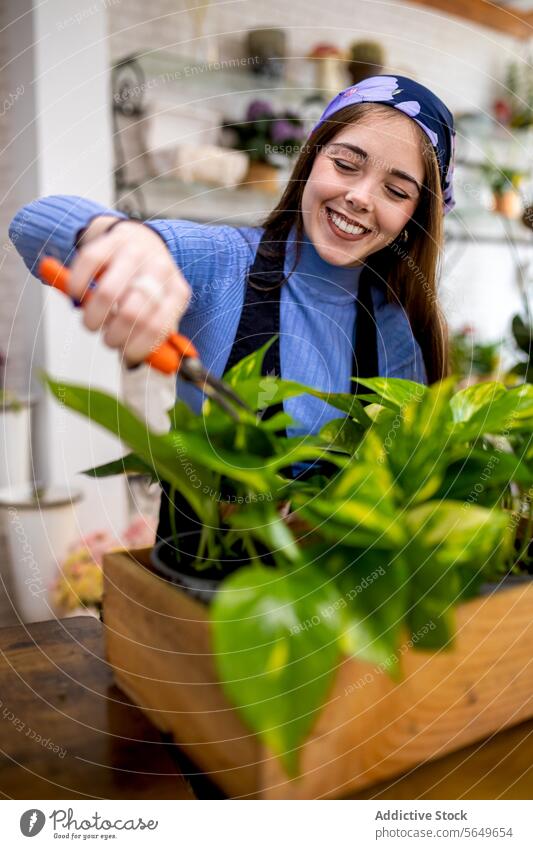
[246,28,287,79]
[242,160,279,194]
[493,189,522,219]
[307,44,346,100]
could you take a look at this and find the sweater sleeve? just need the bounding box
[9,195,258,313]
[8,195,127,275]
[144,217,258,312]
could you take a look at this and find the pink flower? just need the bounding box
[78,530,119,565]
[122,515,157,549]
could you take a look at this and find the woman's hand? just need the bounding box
[69,215,192,366]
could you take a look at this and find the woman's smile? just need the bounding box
[324,206,373,241]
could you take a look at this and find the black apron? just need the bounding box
[156,229,379,543]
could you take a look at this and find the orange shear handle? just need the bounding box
[146,333,199,375]
[37,257,198,375]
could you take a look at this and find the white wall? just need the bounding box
[1,0,127,537]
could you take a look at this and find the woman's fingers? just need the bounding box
[102,289,151,351]
[82,254,142,331]
[69,219,193,367]
[102,286,184,364]
[68,236,115,303]
[122,305,177,366]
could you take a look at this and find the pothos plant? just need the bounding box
[45,339,533,777]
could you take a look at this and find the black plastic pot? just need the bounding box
[479,572,533,596]
[150,532,533,606]
[150,533,250,605]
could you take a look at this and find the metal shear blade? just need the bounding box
[180,358,252,419]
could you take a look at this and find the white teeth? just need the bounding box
[329,210,367,235]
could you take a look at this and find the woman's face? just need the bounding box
[301,110,426,266]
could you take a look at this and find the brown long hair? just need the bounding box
[257,103,448,382]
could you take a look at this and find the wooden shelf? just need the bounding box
[406,0,533,39]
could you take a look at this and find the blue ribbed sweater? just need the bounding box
[9,195,426,435]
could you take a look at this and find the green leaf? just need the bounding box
[232,375,372,427]
[168,399,201,432]
[211,564,342,776]
[350,377,427,409]
[403,501,511,648]
[82,453,156,480]
[406,500,511,632]
[44,376,219,525]
[224,502,302,564]
[512,314,532,355]
[404,545,458,650]
[454,384,533,440]
[312,391,373,428]
[434,447,532,503]
[374,380,455,502]
[258,411,295,432]
[224,337,278,387]
[295,435,407,550]
[326,547,408,680]
[450,382,506,424]
[319,417,364,455]
[406,500,510,569]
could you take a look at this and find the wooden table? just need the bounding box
[0,616,195,799]
[1,616,532,799]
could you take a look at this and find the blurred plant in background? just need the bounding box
[450,325,502,384]
[53,545,105,615]
[481,163,525,197]
[224,99,306,165]
[493,59,533,129]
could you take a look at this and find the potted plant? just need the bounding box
[44,342,533,797]
[223,101,306,193]
[481,163,525,218]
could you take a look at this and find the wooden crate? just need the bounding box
[103,547,533,799]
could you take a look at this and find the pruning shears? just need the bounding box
[37,256,251,419]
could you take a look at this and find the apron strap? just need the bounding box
[352,267,379,396]
[223,231,285,378]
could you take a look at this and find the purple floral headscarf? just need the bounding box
[312,76,456,214]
